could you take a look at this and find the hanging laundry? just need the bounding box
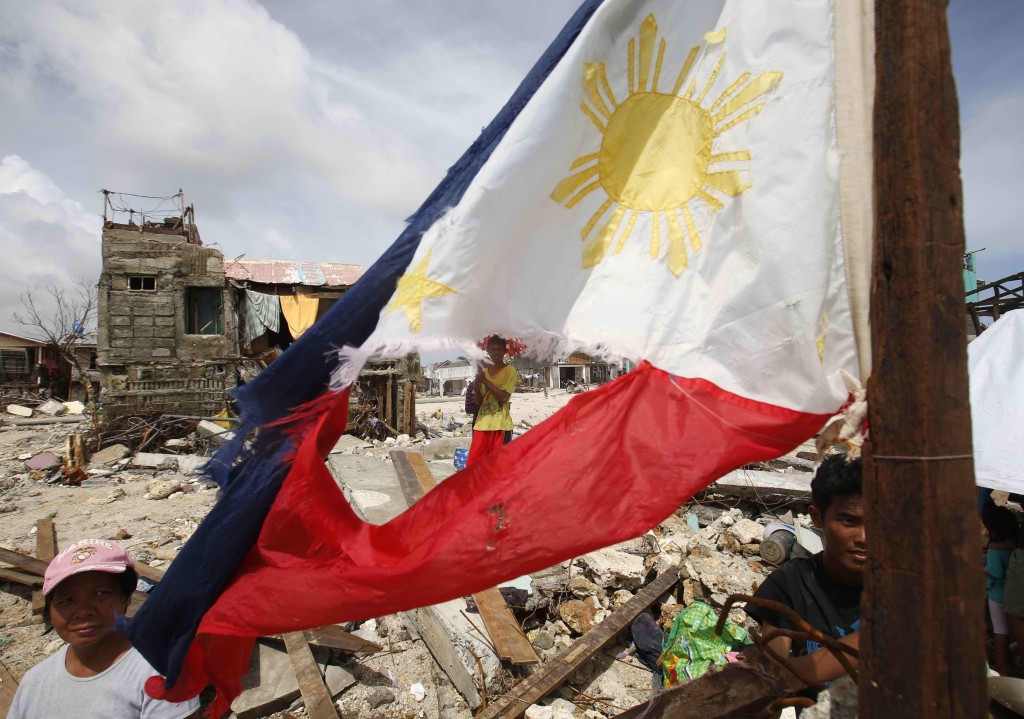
[243,290,280,347]
[280,291,319,339]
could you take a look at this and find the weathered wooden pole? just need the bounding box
[862,0,988,717]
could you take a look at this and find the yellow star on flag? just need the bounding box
[385,250,457,333]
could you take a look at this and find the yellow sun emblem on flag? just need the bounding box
[552,15,783,276]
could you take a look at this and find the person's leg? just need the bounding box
[991,599,1012,675]
[467,430,503,466]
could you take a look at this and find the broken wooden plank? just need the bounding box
[282,631,340,719]
[0,569,42,588]
[303,625,382,654]
[473,588,539,665]
[265,626,381,654]
[392,450,540,666]
[31,519,57,615]
[132,561,166,584]
[0,547,49,576]
[478,566,681,719]
[0,660,19,719]
[609,648,790,718]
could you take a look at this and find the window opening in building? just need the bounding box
[0,350,29,374]
[128,276,156,291]
[185,287,224,335]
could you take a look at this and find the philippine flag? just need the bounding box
[128,0,875,714]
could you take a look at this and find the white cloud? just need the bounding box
[0,155,100,334]
[0,0,438,215]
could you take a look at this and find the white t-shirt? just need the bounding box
[8,645,199,719]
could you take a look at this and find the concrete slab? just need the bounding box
[329,435,372,454]
[232,639,355,719]
[4,405,32,418]
[710,469,813,500]
[326,454,411,525]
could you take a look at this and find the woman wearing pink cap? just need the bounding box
[8,539,199,718]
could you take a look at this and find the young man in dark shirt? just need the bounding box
[747,454,864,687]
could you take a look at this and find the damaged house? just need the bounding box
[96,196,416,434]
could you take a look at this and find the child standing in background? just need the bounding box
[983,506,1019,676]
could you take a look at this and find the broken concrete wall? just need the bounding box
[97,225,238,420]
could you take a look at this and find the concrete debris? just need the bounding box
[35,399,67,417]
[133,453,178,470]
[557,597,602,635]
[90,444,130,465]
[146,479,183,500]
[62,401,86,415]
[578,546,649,591]
[196,420,235,445]
[5,405,33,418]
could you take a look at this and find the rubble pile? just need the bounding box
[0,391,828,718]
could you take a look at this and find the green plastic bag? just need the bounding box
[660,601,749,687]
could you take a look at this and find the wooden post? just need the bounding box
[31,519,57,615]
[861,1,987,717]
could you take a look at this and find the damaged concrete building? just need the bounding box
[95,194,418,435]
[97,218,238,421]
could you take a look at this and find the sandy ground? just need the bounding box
[417,387,581,429]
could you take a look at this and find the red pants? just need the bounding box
[468,430,506,466]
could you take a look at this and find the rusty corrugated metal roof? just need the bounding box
[225,259,363,287]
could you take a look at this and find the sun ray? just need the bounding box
[652,38,666,92]
[570,152,600,170]
[666,209,689,276]
[709,150,752,164]
[581,102,606,133]
[672,45,700,95]
[650,211,661,258]
[682,205,702,253]
[551,164,601,203]
[713,103,766,136]
[695,52,726,104]
[584,63,615,120]
[709,72,750,112]
[712,71,783,124]
[599,69,618,109]
[696,189,725,211]
[613,210,638,255]
[565,179,603,209]
[581,197,614,238]
[638,14,657,93]
[628,37,636,96]
[583,204,626,268]
[703,171,750,197]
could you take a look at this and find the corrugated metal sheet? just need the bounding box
[225,259,363,287]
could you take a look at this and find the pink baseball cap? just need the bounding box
[43,539,135,596]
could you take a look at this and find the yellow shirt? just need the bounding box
[473,365,518,432]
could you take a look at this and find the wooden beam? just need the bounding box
[282,632,341,719]
[31,519,57,615]
[0,660,19,719]
[266,626,382,654]
[0,547,48,576]
[863,1,987,717]
[0,569,43,588]
[477,566,680,719]
[609,648,790,718]
[391,451,540,665]
[132,561,166,585]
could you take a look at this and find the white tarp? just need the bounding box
[971,309,1024,492]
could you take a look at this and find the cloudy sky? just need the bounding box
[1,0,1021,335]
